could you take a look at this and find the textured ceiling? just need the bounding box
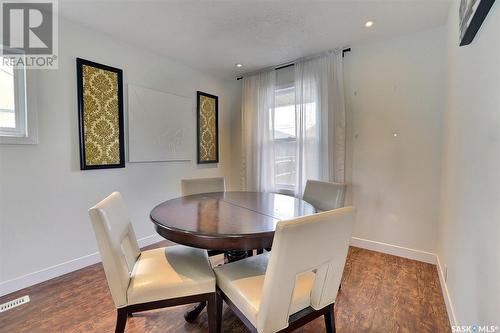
[60,0,452,79]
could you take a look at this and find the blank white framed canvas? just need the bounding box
[127,84,194,162]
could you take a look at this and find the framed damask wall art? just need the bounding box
[196,91,219,164]
[76,58,125,170]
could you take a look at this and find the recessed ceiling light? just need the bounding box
[236,63,243,68]
[365,20,374,28]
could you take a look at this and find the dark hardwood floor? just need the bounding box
[0,244,450,333]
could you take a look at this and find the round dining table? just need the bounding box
[150,191,316,321]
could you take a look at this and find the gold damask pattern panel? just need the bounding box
[198,93,218,163]
[80,63,122,167]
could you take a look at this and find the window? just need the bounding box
[272,86,296,192]
[0,50,36,145]
[0,55,27,137]
[271,82,322,195]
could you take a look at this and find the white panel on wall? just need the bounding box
[128,84,194,162]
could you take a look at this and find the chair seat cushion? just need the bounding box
[127,245,215,305]
[213,253,315,326]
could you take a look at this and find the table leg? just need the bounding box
[183,249,250,322]
[225,250,250,263]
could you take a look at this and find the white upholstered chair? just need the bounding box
[181,177,227,259]
[303,180,347,211]
[88,192,217,333]
[181,177,225,196]
[213,206,355,333]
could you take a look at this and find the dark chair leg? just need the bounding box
[324,305,336,333]
[215,291,223,333]
[256,249,264,255]
[115,308,128,333]
[207,293,219,333]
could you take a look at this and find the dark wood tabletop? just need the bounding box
[150,191,316,250]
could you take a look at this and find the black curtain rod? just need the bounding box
[236,48,351,80]
[274,62,295,71]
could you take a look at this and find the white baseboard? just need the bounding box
[137,234,166,248]
[350,237,437,264]
[436,255,457,327]
[0,234,165,297]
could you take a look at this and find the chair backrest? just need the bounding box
[303,180,346,211]
[181,177,225,196]
[88,192,141,308]
[257,207,355,333]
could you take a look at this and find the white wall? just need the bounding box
[345,27,446,253]
[438,0,500,325]
[0,18,240,292]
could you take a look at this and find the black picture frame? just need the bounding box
[459,0,496,46]
[76,58,125,170]
[196,91,219,164]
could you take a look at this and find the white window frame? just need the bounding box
[273,136,297,193]
[0,46,38,145]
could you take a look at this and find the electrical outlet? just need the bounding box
[444,264,448,282]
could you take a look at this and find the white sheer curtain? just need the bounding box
[241,50,346,196]
[241,70,276,192]
[294,50,346,196]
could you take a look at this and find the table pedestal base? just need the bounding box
[184,302,207,322]
[184,250,250,322]
[225,249,250,263]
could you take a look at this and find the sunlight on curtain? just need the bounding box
[241,70,276,192]
[273,85,297,191]
[294,50,346,196]
[241,50,345,195]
